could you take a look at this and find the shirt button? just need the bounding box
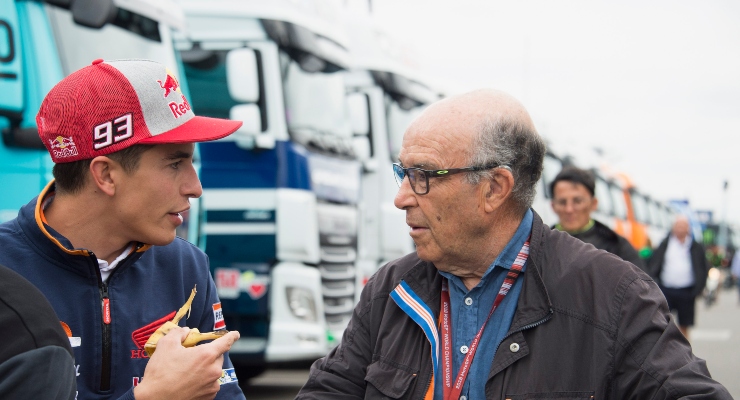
[464,297,473,306]
[510,343,520,353]
[460,345,469,354]
[460,396,467,400]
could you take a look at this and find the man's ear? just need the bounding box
[590,196,599,212]
[89,156,118,196]
[482,167,515,213]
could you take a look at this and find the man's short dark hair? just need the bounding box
[549,166,596,198]
[52,144,154,194]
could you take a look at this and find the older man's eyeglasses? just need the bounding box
[392,162,502,195]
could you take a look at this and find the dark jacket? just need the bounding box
[648,235,710,298]
[561,219,645,270]
[0,264,76,400]
[298,211,730,399]
[0,185,245,400]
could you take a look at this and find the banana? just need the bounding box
[144,285,228,356]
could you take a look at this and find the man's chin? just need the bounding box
[146,232,177,246]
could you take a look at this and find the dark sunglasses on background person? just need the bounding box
[392,162,505,195]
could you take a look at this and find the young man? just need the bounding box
[550,166,645,269]
[297,89,730,399]
[0,59,245,400]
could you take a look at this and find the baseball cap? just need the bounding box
[36,59,242,163]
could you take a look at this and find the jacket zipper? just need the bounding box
[495,308,554,356]
[506,309,553,340]
[99,280,112,391]
[92,245,142,392]
[88,251,113,392]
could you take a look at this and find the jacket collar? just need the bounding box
[17,181,150,277]
[395,209,553,336]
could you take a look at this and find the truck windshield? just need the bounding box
[386,99,425,162]
[281,54,352,154]
[46,5,180,78]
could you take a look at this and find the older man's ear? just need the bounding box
[482,168,515,213]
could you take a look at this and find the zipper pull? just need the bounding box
[101,284,111,325]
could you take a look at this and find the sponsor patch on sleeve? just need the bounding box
[219,368,238,385]
[212,303,225,330]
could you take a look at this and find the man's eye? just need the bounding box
[170,161,182,169]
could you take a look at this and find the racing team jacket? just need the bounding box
[298,211,731,399]
[0,183,246,400]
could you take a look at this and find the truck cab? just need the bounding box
[343,12,441,287]
[174,0,360,377]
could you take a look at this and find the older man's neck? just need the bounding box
[455,212,523,291]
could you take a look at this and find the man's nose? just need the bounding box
[183,165,203,199]
[394,176,417,210]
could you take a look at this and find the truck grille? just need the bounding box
[316,204,358,335]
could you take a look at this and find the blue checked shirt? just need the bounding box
[435,209,533,400]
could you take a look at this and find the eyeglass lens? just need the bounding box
[393,164,428,194]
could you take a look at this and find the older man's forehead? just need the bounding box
[400,121,473,167]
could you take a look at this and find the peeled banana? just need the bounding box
[144,285,228,356]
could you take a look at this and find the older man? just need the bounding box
[297,89,729,399]
[648,216,710,339]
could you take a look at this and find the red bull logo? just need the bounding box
[169,95,192,119]
[49,136,75,149]
[157,73,180,98]
[49,136,78,159]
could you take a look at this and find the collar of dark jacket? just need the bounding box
[398,209,553,332]
[18,189,145,279]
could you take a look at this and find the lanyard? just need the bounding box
[440,239,530,400]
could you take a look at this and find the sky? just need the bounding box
[370,0,740,226]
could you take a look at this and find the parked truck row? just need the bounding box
[0,0,440,380]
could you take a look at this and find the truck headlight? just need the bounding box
[286,287,318,322]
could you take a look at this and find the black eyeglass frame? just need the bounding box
[392,162,504,195]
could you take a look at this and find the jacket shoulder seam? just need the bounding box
[551,306,615,333]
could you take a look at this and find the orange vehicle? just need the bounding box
[610,173,654,253]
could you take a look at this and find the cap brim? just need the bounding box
[138,116,242,145]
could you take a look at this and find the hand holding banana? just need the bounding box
[144,286,228,356]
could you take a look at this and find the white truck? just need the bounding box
[343,11,442,288]
[174,0,361,378]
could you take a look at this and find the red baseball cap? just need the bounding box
[36,59,242,163]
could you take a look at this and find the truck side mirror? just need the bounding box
[226,48,259,103]
[230,104,272,148]
[347,92,374,171]
[70,0,117,29]
[2,126,45,149]
[226,48,274,149]
[348,93,369,136]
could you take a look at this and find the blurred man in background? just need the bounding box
[550,166,644,269]
[648,216,710,338]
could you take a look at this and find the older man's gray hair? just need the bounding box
[467,117,546,214]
